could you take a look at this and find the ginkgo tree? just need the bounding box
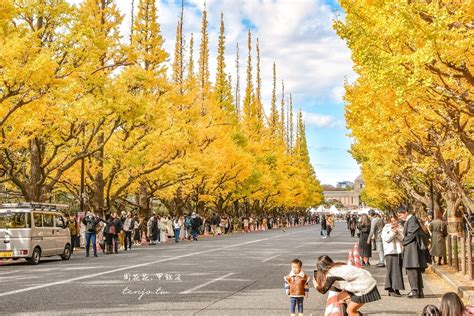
[0,0,323,218]
[336,0,473,229]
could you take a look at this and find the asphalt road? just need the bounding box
[0,223,446,315]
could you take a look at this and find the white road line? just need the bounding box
[262,254,281,262]
[0,228,316,298]
[295,244,306,249]
[180,273,234,294]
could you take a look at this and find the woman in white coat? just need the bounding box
[314,255,381,316]
[382,213,405,297]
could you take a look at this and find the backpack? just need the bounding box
[185,217,192,228]
[85,216,96,232]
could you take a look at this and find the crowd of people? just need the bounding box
[69,211,317,257]
[70,205,472,316]
[314,205,473,316]
[340,207,444,300]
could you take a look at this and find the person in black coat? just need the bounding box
[398,207,428,299]
[320,215,327,238]
[191,213,202,241]
[358,214,372,266]
[103,215,116,254]
[349,215,357,237]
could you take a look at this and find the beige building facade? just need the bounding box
[323,175,364,208]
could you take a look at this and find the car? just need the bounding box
[0,202,71,265]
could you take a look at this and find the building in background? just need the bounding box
[336,181,354,190]
[323,175,364,208]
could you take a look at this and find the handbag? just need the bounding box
[416,231,432,265]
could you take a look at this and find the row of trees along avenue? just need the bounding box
[0,0,323,217]
[336,0,473,235]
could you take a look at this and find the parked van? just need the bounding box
[0,203,71,264]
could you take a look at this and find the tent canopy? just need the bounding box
[328,205,340,215]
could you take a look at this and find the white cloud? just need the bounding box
[110,0,355,113]
[302,111,344,128]
[331,85,346,103]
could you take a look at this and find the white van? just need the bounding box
[0,203,71,264]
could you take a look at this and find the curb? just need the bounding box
[430,265,474,305]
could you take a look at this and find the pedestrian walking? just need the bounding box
[398,207,429,299]
[314,255,381,316]
[211,213,220,236]
[381,213,404,297]
[133,216,141,245]
[173,216,183,243]
[243,216,249,233]
[123,212,134,251]
[284,259,309,316]
[184,214,193,240]
[358,214,372,266]
[327,215,334,237]
[262,217,268,231]
[118,211,126,250]
[248,216,254,231]
[429,214,447,266]
[222,215,229,234]
[67,215,78,254]
[191,213,202,241]
[104,215,116,254]
[159,216,168,243]
[349,215,357,237]
[166,216,174,240]
[112,212,122,253]
[320,215,327,238]
[147,214,159,245]
[368,211,385,267]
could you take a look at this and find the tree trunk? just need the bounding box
[138,182,150,216]
[442,190,463,237]
[92,133,105,215]
[27,138,47,202]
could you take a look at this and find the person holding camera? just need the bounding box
[382,213,405,297]
[81,211,102,257]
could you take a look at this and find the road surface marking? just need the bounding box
[262,254,281,262]
[0,228,316,297]
[180,273,234,294]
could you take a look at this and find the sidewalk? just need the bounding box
[430,264,474,305]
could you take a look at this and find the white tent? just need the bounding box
[356,207,372,215]
[328,205,340,215]
[308,207,318,214]
[315,205,326,213]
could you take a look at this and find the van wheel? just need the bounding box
[61,244,71,261]
[27,247,41,265]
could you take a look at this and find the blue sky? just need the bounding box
[110,0,360,185]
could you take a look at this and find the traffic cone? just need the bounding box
[324,290,345,316]
[353,244,362,268]
[347,250,354,266]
